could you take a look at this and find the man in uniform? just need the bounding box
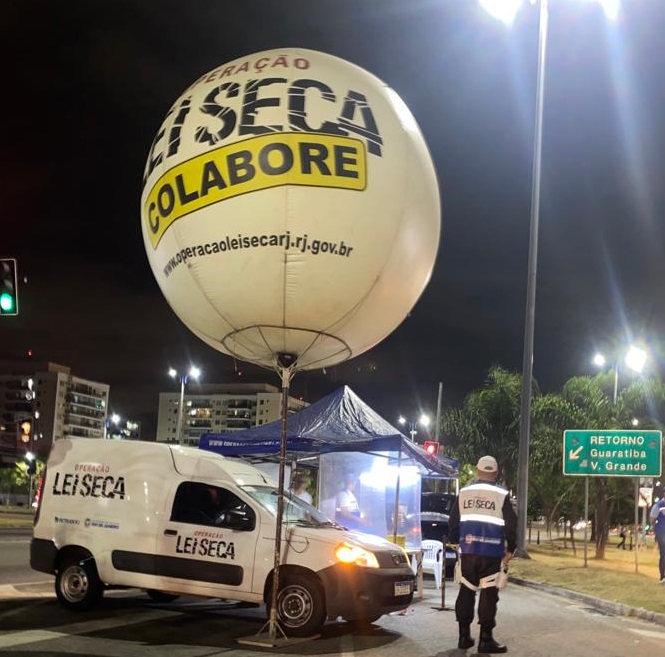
[649,495,665,583]
[448,455,517,653]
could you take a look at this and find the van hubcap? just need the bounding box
[61,565,89,602]
[279,584,313,627]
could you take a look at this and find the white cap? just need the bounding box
[476,455,498,473]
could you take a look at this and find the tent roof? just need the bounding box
[199,385,458,478]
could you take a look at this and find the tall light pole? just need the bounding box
[398,414,431,442]
[481,0,619,555]
[169,366,201,445]
[25,451,35,506]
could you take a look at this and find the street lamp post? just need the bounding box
[169,366,201,445]
[593,345,647,404]
[398,414,431,442]
[25,451,35,505]
[481,0,620,556]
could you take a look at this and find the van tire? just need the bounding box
[146,590,180,603]
[55,556,103,611]
[272,572,325,637]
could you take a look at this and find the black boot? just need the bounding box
[478,627,507,653]
[458,624,475,650]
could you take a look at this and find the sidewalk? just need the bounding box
[510,576,665,627]
[418,573,665,628]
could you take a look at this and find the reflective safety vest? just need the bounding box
[458,482,508,558]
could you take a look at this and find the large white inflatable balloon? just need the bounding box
[141,48,440,371]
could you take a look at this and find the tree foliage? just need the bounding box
[441,365,530,489]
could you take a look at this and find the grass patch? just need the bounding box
[511,535,664,615]
[0,506,35,529]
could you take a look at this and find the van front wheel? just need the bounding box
[273,573,325,637]
[55,557,103,611]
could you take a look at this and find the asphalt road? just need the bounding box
[2,573,665,655]
[0,529,49,587]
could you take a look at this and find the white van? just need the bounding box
[31,439,414,636]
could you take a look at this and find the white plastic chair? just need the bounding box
[420,539,444,589]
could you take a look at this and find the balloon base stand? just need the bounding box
[238,620,320,648]
[432,580,454,611]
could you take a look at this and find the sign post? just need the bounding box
[563,429,662,573]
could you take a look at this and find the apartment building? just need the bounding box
[155,382,308,447]
[0,360,109,462]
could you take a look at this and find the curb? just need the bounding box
[0,582,54,600]
[511,577,665,627]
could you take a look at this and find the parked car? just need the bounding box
[420,492,457,577]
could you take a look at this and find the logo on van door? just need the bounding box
[51,472,126,499]
[84,517,120,530]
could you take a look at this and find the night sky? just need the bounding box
[3,0,665,438]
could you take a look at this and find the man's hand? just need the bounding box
[503,550,515,564]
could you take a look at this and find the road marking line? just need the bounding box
[0,609,181,648]
[0,630,67,648]
[629,628,665,639]
[0,581,54,599]
[340,632,355,657]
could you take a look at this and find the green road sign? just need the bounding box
[563,430,662,477]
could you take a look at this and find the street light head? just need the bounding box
[111,413,121,425]
[593,0,620,21]
[592,353,606,368]
[168,368,177,379]
[398,416,406,425]
[625,345,647,373]
[189,366,201,380]
[479,0,523,25]
[419,414,431,427]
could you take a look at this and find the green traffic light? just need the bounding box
[0,292,15,313]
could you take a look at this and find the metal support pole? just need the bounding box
[267,365,293,641]
[634,479,639,573]
[583,477,589,568]
[516,0,549,557]
[176,377,185,445]
[434,382,443,443]
[392,447,403,545]
[613,365,619,405]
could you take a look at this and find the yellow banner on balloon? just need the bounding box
[144,132,367,249]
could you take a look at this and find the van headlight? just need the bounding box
[335,542,380,568]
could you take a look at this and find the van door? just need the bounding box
[154,481,260,597]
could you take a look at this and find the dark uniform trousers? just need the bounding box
[455,553,502,628]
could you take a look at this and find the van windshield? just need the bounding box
[241,485,336,526]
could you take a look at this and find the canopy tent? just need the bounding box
[199,385,458,478]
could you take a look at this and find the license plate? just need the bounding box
[394,581,411,596]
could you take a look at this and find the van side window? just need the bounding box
[171,482,255,530]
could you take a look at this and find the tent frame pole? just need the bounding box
[392,446,403,544]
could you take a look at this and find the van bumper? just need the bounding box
[30,538,57,574]
[319,564,414,620]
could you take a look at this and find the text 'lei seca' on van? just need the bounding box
[176,534,236,560]
[51,472,126,499]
